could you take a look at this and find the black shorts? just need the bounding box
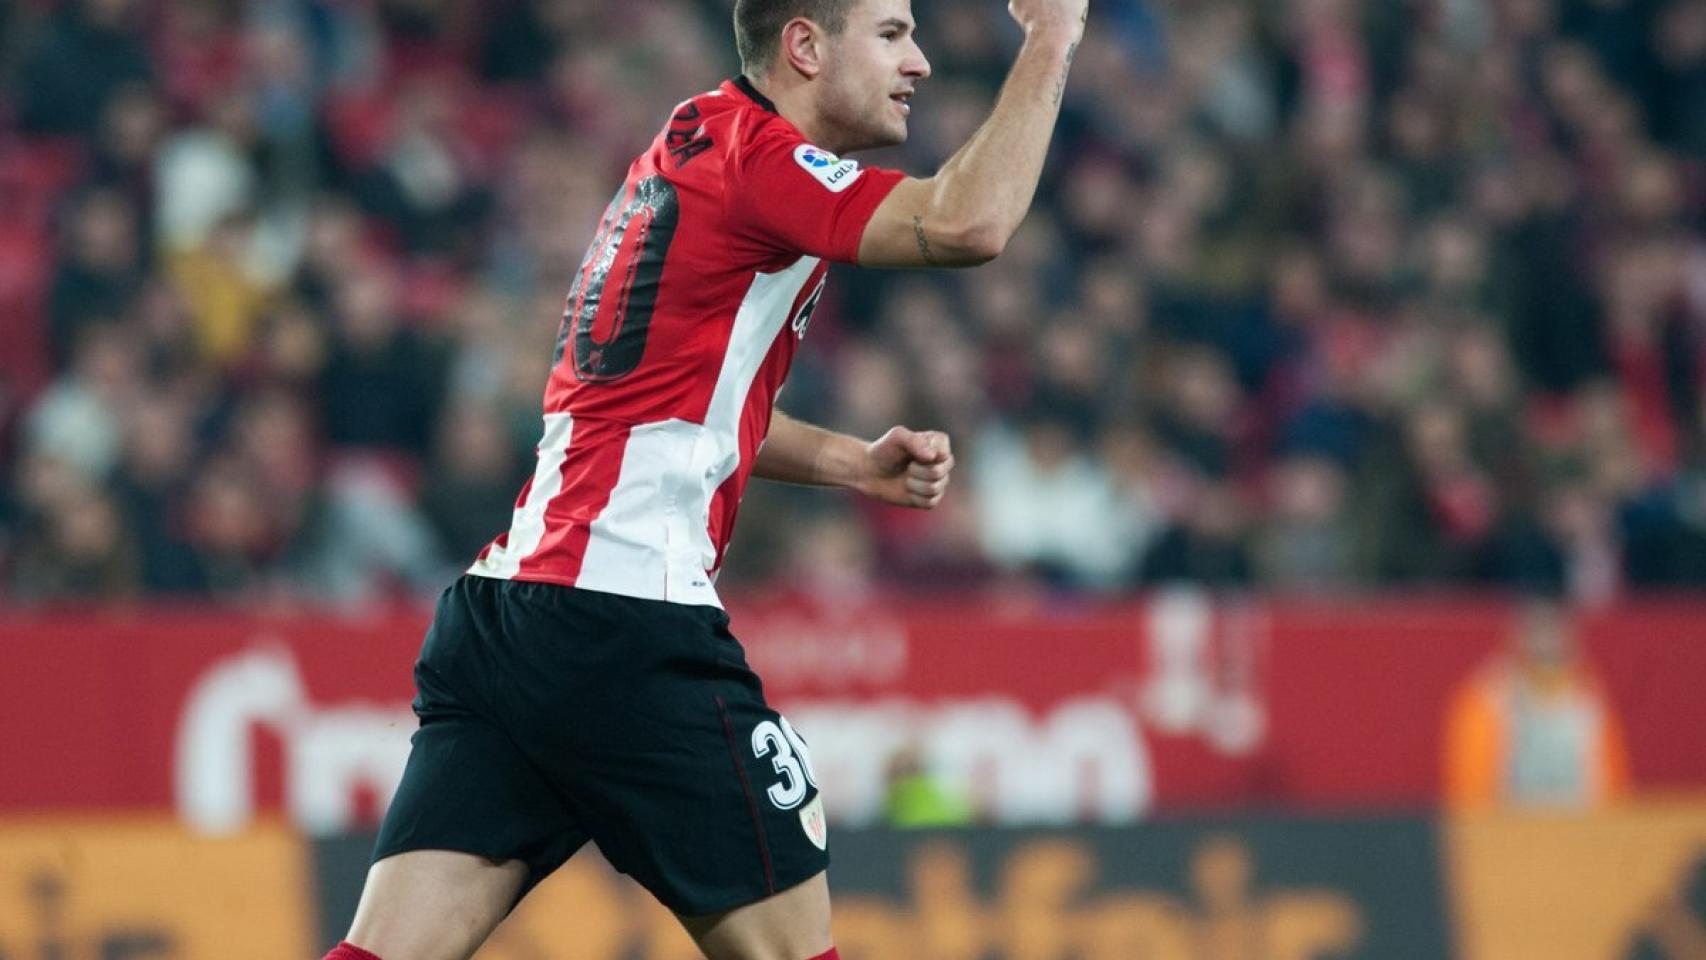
[373,574,829,916]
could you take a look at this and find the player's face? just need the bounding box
[819,0,931,152]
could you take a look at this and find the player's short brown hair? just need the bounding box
[734,0,856,74]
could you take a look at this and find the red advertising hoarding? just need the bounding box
[3,592,1703,830]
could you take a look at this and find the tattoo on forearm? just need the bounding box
[1052,41,1079,106]
[912,215,939,266]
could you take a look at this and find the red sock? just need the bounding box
[323,943,382,960]
[805,950,840,960]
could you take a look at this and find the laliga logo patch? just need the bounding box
[799,794,828,851]
[793,143,863,193]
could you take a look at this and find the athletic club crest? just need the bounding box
[800,795,828,851]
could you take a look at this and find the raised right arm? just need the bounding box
[857,1,1087,268]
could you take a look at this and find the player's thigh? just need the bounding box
[347,850,528,960]
[678,870,832,960]
[379,578,591,896]
[351,716,582,960]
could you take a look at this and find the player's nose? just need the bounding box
[904,41,931,80]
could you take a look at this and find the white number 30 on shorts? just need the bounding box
[750,716,818,810]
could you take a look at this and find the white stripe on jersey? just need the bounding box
[575,256,821,606]
[571,418,697,601]
[472,412,575,579]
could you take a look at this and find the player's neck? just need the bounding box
[745,72,850,155]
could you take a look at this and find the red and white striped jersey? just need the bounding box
[469,78,904,607]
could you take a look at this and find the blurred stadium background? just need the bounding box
[1,0,1705,956]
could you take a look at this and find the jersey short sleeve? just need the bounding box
[727,126,905,264]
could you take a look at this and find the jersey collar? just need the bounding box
[730,75,778,114]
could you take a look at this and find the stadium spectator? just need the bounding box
[350,76,493,262]
[1359,400,1499,583]
[1140,478,1255,587]
[973,403,1132,589]
[319,268,444,456]
[778,507,885,604]
[1649,0,1706,156]
[882,740,973,829]
[419,398,525,564]
[111,392,205,594]
[14,0,152,138]
[46,187,145,370]
[7,485,138,601]
[83,82,166,237]
[180,453,288,601]
[1442,597,1633,809]
[23,321,138,482]
[1253,453,1356,590]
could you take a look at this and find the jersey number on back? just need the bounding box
[557,175,680,382]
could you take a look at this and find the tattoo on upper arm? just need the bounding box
[912,215,939,266]
[1052,41,1079,107]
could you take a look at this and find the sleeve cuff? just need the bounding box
[832,167,906,263]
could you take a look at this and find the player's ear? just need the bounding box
[780,17,826,79]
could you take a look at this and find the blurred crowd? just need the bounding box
[0,0,1703,606]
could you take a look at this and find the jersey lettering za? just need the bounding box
[470,78,904,607]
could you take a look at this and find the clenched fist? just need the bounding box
[855,426,955,509]
[1010,0,1088,40]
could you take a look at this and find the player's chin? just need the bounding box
[846,117,907,153]
[875,118,909,148]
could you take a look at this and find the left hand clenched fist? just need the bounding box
[858,426,955,509]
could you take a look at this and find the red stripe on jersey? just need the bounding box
[514,418,633,584]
